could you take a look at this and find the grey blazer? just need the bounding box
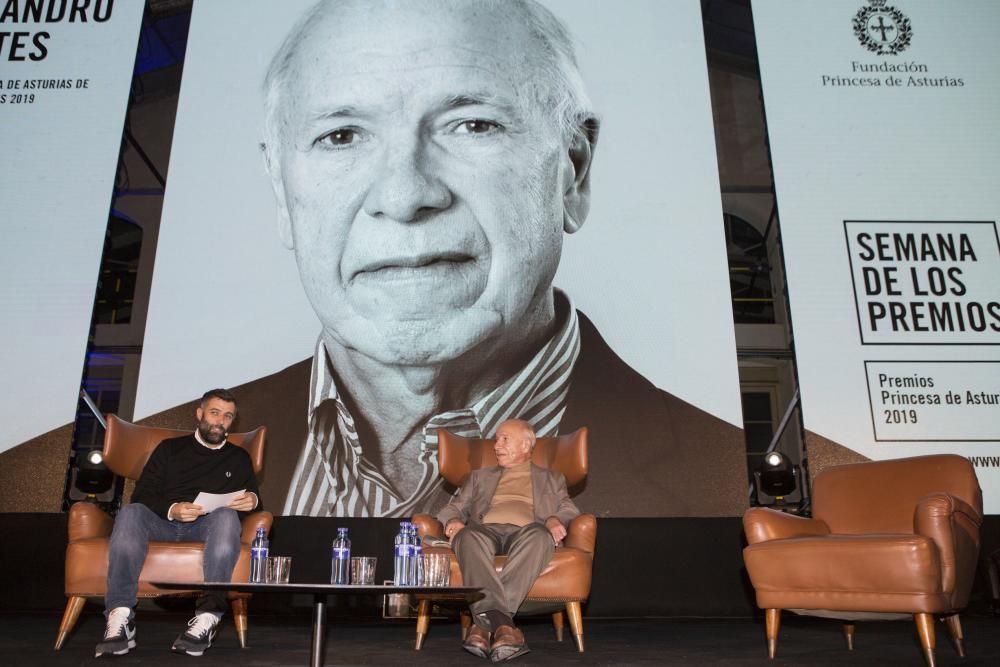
[436,463,580,529]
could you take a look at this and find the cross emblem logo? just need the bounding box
[853,0,912,56]
[868,15,895,43]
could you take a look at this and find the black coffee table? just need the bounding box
[153,581,480,667]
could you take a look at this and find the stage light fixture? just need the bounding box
[72,447,114,497]
[754,451,802,509]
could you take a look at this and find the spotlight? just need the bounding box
[754,451,802,509]
[71,448,114,498]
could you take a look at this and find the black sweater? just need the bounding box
[131,434,262,519]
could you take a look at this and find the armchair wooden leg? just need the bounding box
[842,622,855,651]
[765,608,780,659]
[552,610,565,642]
[54,596,87,650]
[460,611,471,640]
[231,597,248,648]
[914,613,937,667]
[415,599,432,650]
[565,601,584,653]
[943,614,965,658]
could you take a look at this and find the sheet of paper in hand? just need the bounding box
[192,489,246,512]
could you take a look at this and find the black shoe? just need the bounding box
[171,613,220,656]
[95,607,136,657]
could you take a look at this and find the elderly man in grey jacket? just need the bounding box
[437,419,580,662]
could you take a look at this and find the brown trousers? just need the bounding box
[452,522,554,621]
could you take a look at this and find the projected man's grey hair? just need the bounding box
[260,0,595,159]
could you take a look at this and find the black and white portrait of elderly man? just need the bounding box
[140,0,747,519]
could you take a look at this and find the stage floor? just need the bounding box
[4,610,998,666]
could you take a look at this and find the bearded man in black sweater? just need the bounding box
[96,389,261,658]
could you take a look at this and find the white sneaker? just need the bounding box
[171,612,220,656]
[95,606,136,657]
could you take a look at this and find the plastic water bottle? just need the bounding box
[393,521,410,585]
[249,527,268,583]
[331,527,351,584]
[409,523,423,585]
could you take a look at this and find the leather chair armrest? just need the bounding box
[914,492,983,602]
[563,514,597,553]
[412,513,444,539]
[68,501,114,542]
[240,511,274,545]
[743,507,830,544]
[915,492,983,529]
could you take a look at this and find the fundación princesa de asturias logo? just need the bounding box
[822,0,962,88]
[853,0,912,55]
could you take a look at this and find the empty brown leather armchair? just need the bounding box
[743,454,983,667]
[411,427,596,652]
[55,414,273,650]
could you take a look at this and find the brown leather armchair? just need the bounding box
[743,454,982,667]
[55,414,273,650]
[411,427,596,652]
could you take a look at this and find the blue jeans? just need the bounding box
[105,503,242,616]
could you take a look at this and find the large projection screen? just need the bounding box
[754,0,1000,512]
[136,0,746,517]
[0,2,145,453]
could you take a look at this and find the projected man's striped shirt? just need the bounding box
[281,294,581,517]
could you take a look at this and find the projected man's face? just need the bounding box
[266,0,590,367]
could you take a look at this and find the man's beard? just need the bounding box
[198,420,227,445]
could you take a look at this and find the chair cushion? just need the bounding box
[422,545,593,601]
[65,538,251,597]
[744,533,954,613]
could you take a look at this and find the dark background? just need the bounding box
[5,514,999,617]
